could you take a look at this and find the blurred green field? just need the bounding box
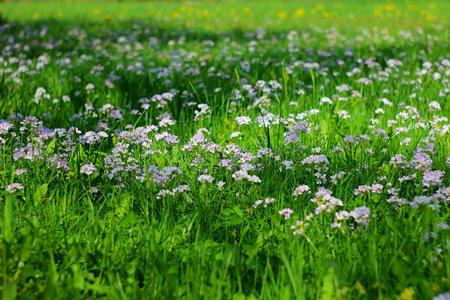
[1,0,450,31]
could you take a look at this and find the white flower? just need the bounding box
[34,87,50,103]
[194,104,210,121]
[337,110,351,119]
[85,83,95,93]
[319,97,332,105]
[429,101,441,112]
[235,116,252,126]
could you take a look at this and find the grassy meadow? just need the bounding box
[0,0,449,299]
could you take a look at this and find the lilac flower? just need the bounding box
[331,206,370,228]
[411,152,433,171]
[410,196,440,211]
[0,120,13,135]
[252,197,275,208]
[15,168,27,176]
[80,163,97,175]
[422,170,444,188]
[13,145,42,161]
[6,183,24,193]
[155,132,179,145]
[292,184,310,196]
[302,155,329,166]
[349,206,370,225]
[311,188,343,214]
[390,154,408,168]
[235,116,251,126]
[279,208,294,219]
[291,220,308,235]
[157,184,190,199]
[48,155,70,172]
[194,104,210,121]
[198,174,214,183]
[80,131,102,145]
[434,293,450,300]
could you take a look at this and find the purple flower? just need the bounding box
[422,170,444,188]
[411,152,433,171]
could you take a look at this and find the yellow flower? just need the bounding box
[373,7,383,17]
[295,8,305,17]
[277,11,288,19]
[432,283,440,292]
[399,287,415,300]
[386,3,396,11]
[355,281,366,296]
[244,8,252,15]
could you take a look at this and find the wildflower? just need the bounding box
[252,197,275,208]
[411,152,433,171]
[6,183,24,193]
[85,83,95,93]
[410,196,439,210]
[80,163,97,175]
[230,131,241,139]
[349,206,370,225]
[380,98,393,106]
[434,292,450,300]
[422,170,444,188]
[15,168,27,176]
[337,110,351,119]
[399,288,415,300]
[279,208,294,219]
[235,116,251,126]
[0,120,13,134]
[390,154,408,168]
[194,104,210,121]
[155,132,179,145]
[429,101,441,112]
[292,184,310,196]
[13,145,42,161]
[302,155,329,166]
[319,97,332,105]
[311,188,343,214]
[291,220,308,235]
[80,131,102,145]
[34,87,50,103]
[197,174,214,183]
[282,160,294,170]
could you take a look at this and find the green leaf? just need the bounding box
[34,183,48,206]
[320,268,336,300]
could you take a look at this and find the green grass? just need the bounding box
[0,1,449,299]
